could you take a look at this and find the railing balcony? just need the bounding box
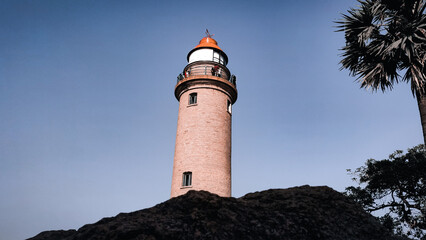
[177,64,236,86]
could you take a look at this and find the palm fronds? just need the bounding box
[337,0,426,97]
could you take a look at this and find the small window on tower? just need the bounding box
[189,93,197,105]
[182,172,192,187]
[227,100,232,114]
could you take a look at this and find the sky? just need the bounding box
[0,0,423,239]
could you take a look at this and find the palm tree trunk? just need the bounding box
[417,94,426,144]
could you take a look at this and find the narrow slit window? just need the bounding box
[213,51,220,63]
[182,172,192,186]
[189,93,197,105]
[227,100,232,114]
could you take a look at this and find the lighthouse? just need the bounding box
[171,31,237,198]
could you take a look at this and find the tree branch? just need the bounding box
[366,203,404,212]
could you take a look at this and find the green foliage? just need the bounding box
[336,0,426,96]
[345,144,426,239]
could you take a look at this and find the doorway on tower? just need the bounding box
[182,172,192,187]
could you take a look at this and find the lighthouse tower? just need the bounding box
[171,31,237,198]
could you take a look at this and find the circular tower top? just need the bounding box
[187,32,228,64]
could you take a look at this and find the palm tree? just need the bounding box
[337,0,426,144]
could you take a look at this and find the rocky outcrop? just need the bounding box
[28,185,402,240]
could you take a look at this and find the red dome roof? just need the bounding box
[193,37,222,51]
[187,36,228,64]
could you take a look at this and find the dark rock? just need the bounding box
[28,230,76,240]
[28,185,401,240]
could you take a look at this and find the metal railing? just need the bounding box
[177,65,236,86]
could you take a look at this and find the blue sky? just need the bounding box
[0,0,422,239]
